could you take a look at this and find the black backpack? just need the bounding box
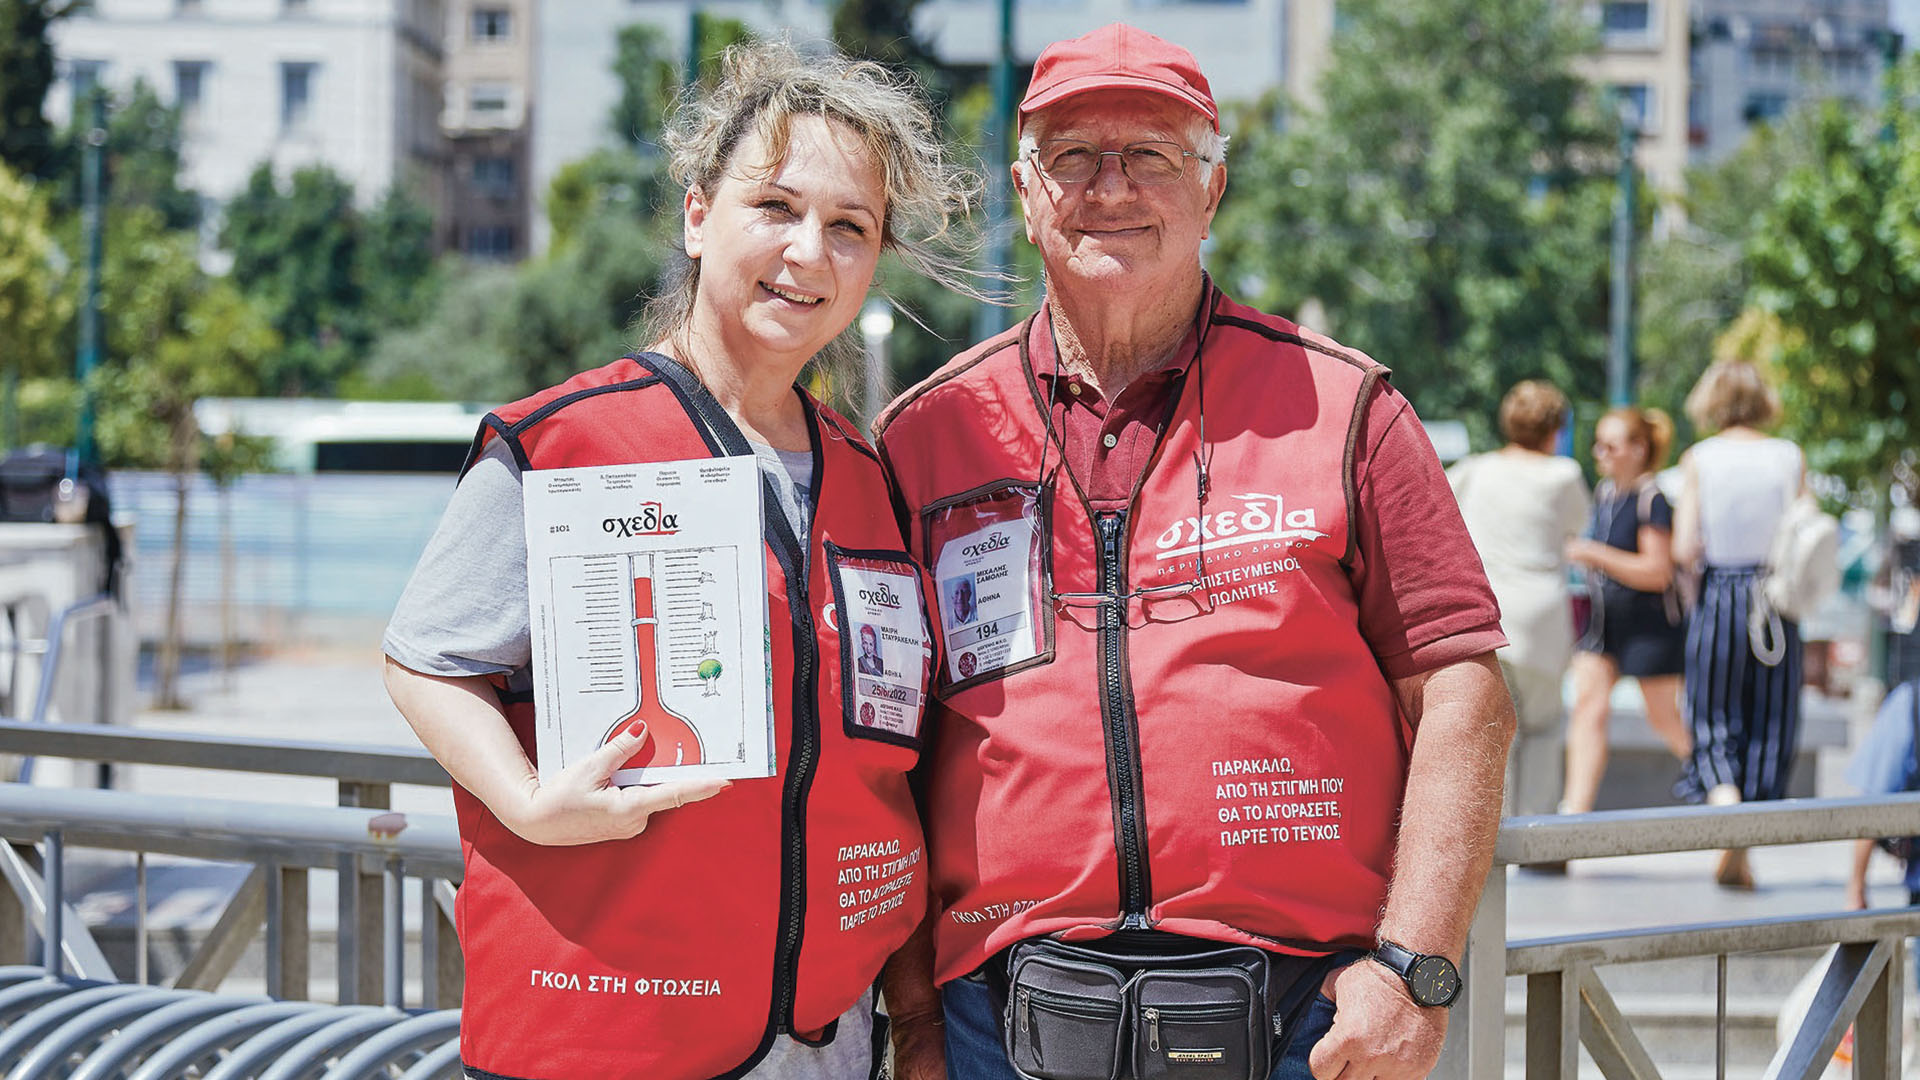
[0,447,123,598]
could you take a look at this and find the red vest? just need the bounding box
[456,354,929,1080]
[875,291,1410,985]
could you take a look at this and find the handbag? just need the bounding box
[997,931,1349,1080]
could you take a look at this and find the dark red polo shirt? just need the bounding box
[1024,293,1504,679]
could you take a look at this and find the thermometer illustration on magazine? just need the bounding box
[603,552,705,768]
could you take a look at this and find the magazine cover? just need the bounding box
[524,458,773,785]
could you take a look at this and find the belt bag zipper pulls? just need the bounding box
[1144,1006,1160,1052]
[1019,988,1031,1038]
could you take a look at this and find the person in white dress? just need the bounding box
[1449,381,1591,818]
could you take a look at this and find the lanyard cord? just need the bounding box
[1032,285,1217,524]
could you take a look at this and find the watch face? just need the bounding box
[1408,955,1460,1007]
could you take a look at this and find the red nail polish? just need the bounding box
[627,719,649,740]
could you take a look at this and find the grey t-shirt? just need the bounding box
[382,438,815,685]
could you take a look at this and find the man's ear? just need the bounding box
[1200,163,1227,240]
[684,186,709,259]
[1012,160,1039,245]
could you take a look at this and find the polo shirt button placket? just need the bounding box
[1102,433,1118,450]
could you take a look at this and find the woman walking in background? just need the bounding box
[1562,407,1692,822]
[1449,380,1591,818]
[1674,360,1805,889]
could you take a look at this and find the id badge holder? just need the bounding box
[826,543,934,747]
[923,482,1051,694]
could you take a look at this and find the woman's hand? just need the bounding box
[1564,538,1598,566]
[503,722,732,847]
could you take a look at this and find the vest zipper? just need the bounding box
[772,606,817,1033]
[1096,511,1151,925]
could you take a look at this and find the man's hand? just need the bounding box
[888,1009,947,1080]
[1308,958,1449,1080]
[882,915,946,1080]
[505,722,730,846]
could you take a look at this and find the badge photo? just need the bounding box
[827,544,934,746]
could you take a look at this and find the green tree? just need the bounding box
[1208,0,1617,446]
[0,0,79,181]
[496,209,669,390]
[96,276,276,707]
[220,162,363,393]
[544,147,668,250]
[1635,112,1823,443]
[1745,57,1920,498]
[0,162,73,402]
[609,23,680,148]
[41,78,201,228]
[831,0,948,101]
[608,14,754,148]
[353,262,521,400]
[356,184,441,328]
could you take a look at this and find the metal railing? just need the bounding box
[0,722,455,1008]
[1436,792,1920,1080]
[9,717,1920,1078]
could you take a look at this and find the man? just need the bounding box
[875,23,1516,1080]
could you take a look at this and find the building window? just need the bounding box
[469,83,510,115]
[466,225,515,259]
[472,155,514,195]
[472,7,511,41]
[281,62,317,131]
[1744,91,1790,125]
[174,60,209,113]
[1612,83,1654,132]
[1601,1,1651,36]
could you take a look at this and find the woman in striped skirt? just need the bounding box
[1674,360,1806,889]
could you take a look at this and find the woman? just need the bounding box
[1562,407,1692,820]
[1448,380,1590,819]
[382,43,980,1080]
[1673,360,1805,889]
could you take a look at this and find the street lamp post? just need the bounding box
[860,301,896,427]
[974,0,1016,342]
[75,87,108,469]
[1607,99,1639,409]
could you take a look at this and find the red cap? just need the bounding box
[1019,24,1219,132]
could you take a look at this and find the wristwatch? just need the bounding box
[1370,940,1461,1007]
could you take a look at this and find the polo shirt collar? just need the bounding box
[1029,275,1221,388]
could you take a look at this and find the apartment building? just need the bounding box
[47,0,448,235]
[1690,0,1894,162]
[442,0,533,259]
[1581,0,1694,197]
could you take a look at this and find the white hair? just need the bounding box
[1017,106,1228,186]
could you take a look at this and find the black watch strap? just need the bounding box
[1370,939,1461,1008]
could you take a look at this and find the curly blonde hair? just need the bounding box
[643,40,992,373]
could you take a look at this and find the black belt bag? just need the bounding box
[997,932,1347,1080]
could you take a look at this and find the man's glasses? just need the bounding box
[1027,139,1211,185]
[1043,451,1216,628]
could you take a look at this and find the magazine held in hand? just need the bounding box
[524,457,773,785]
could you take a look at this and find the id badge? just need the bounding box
[924,483,1048,689]
[827,545,933,745]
